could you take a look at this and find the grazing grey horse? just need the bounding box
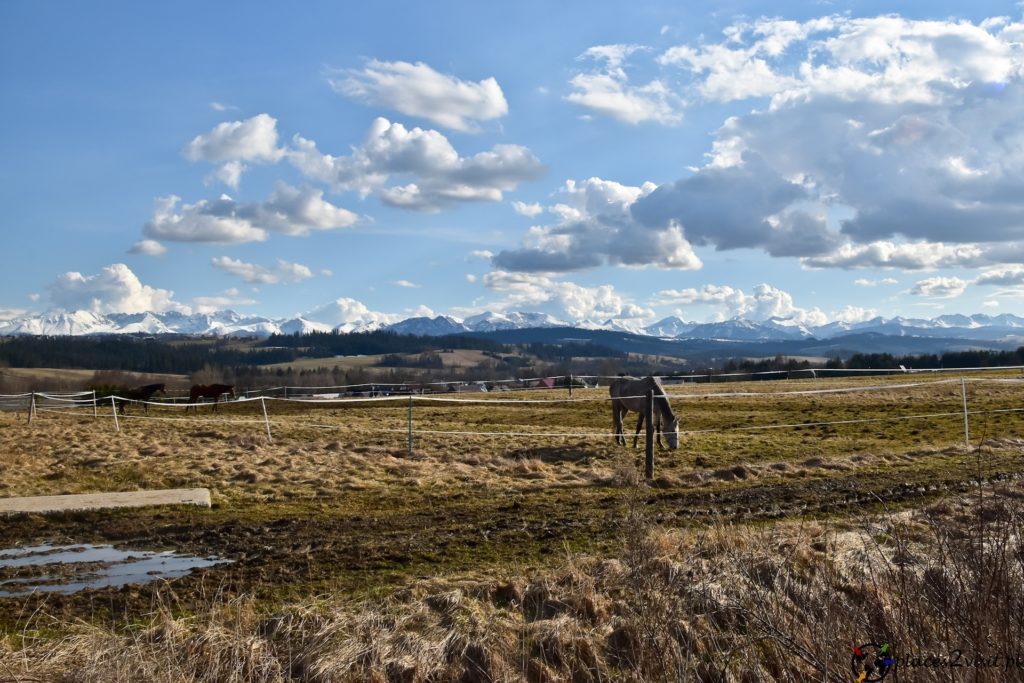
[609,376,680,449]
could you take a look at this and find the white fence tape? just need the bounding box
[230,364,1024,397]
[10,372,1024,449]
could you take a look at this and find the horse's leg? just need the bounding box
[632,413,644,448]
[612,404,624,446]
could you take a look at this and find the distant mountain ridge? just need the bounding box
[2,309,1024,347]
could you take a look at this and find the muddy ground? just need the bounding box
[3,458,1021,631]
[4,378,1024,631]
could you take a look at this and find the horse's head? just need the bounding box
[665,416,680,449]
[225,385,236,398]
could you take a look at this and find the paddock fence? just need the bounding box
[5,369,1024,480]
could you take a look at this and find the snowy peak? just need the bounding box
[0,310,115,336]
[333,319,386,334]
[679,318,812,341]
[384,315,469,336]
[463,310,567,332]
[645,316,695,338]
[2,309,1024,342]
[278,317,333,335]
[106,312,173,335]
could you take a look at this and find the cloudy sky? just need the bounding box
[3,0,1024,329]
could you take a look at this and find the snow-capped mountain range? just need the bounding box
[2,308,1024,344]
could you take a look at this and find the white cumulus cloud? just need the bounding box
[611,15,1024,271]
[909,276,969,298]
[287,117,544,212]
[128,239,167,256]
[304,297,402,329]
[142,183,358,244]
[183,113,283,164]
[333,60,508,132]
[511,201,544,217]
[494,177,701,272]
[975,265,1024,286]
[831,305,878,323]
[567,44,683,125]
[652,282,827,325]
[183,113,284,187]
[803,241,986,270]
[480,270,654,324]
[211,257,314,284]
[144,195,268,244]
[47,263,188,314]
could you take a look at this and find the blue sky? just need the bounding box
[3,1,1024,329]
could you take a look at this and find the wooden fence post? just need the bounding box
[110,395,120,433]
[260,396,273,443]
[407,395,414,458]
[961,378,970,448]
[28,392,36,424]
[645,389,654,479]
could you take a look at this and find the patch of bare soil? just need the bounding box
[2,462,1020,627]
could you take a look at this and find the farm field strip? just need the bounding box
[2,371,1024,639]
[10,375,1024,450]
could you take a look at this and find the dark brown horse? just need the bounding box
[186,384,235,412]
[116,383,166,415]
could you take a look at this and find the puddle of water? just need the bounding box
[0,544,230,596]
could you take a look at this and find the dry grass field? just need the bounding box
[2,372,1024,680]
[261,348,515,374]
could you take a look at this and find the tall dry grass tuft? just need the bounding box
[12,592,288,682]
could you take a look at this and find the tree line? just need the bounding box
[0,331,508,374]
[830,348,1024,370]
[3,333,1022,386]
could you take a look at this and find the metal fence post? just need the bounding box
[111,395,120,433]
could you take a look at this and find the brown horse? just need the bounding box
[115,383,166,415]
[609,376,679,449]
[186,384,235,412]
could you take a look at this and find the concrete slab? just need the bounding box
[0,488,211,515]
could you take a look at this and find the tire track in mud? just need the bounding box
[650,469,1024,521]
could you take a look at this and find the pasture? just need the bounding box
[3,372,1024,680]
